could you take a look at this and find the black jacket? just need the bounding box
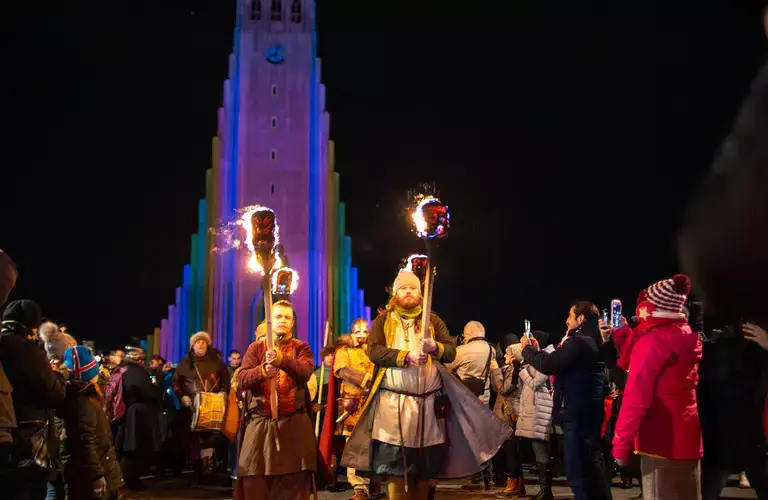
[61,381,123,498]
[0,322,65,476]
[523,319,606,435]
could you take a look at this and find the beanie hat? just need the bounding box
[64,345,100,382]
[393,271,421,292]
[639,274,691,313]
[2,300,42,330]
[463,320,486,339]
[190,331,212,347]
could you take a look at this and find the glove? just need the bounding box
[92,477,107,498]
[181,395,192,407]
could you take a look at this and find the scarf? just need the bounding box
[387,304,422,319]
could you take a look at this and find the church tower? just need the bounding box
[227,0,319,353]
[152,0,371,363]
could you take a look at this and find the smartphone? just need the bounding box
[524,319,531,338]
[601,309,609,324]
[150,375,157,384]
[610,299,622,328]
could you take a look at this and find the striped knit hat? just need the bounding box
[639,274,691,314]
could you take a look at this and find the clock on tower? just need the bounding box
[265,45,285,65]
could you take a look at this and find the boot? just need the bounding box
[495,476,526,498]
[534,463,554,500]
[461,472,487,491]
[347,490,367,500]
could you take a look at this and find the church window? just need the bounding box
[271,85,278,96]
[290,0,302,23]
[271,183,275,194]
[270,0,282,21]
[270,150,277,161]
[250,0,262,20]
[271,117,277,128]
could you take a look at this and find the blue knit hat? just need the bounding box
[63,345,100,382]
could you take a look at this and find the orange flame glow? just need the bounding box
[271,267,299,295]
[411,196,438,238]
[239,205,281,274]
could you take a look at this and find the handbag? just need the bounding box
[461,343,493,396]
[15,419,51,472]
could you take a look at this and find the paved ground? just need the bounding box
[124,473,757,499]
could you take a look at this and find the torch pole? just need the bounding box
[261,266,281,451]
[315,321,331,437]
[419,241,434,341]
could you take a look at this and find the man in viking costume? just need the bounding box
[235,300,317,500]
[334,318,376,500]
[341,271,511,499]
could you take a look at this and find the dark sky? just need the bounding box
[1,0,766,346]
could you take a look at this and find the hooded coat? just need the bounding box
[611,317,703,461]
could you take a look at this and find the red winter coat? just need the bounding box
[612,319,703,461]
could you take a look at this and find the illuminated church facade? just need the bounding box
[149,0,370,363]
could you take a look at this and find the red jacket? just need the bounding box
[612,319,703,460]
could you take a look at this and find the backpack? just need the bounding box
[103,367,126,423]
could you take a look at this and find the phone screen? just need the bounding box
[611,300,622,328]
[601,309,609,324]
[524,319,531,338]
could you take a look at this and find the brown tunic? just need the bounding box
[236,335,317,477]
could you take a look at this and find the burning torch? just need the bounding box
[246,207,282,427]
[410,195,450,342]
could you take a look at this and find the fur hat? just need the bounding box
[64,345,100,383]
[42,324,77,362]
[190,331,212,347]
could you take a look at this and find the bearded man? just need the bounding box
[342,271,511,500]
[235,300,316,500]
[334,318,375,500]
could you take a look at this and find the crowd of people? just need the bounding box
[0,249,246,500]
[0,250,767,500]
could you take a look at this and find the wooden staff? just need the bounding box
[260,264,281,451]
[419,242,435,342]
[315,321,331,437]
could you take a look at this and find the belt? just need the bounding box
[380,387,440,399]
[247,407,307,420]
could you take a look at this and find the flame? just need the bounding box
[404,254,428,273]
[411,196,438,238]
[271,267,299,295]
[239,205,281,274]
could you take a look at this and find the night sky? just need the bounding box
[2,1,766,347]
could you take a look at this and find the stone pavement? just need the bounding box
[124,473,757,499]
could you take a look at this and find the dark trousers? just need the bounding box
[4,478,48,500]
[563,422,612,500]
[701,452,768,500]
